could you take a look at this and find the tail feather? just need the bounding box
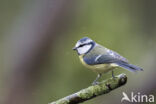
[116,62,143,72]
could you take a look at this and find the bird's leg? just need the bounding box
[112,70,116,80]
[92,73,102,85]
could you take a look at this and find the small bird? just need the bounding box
[73,37,143,85]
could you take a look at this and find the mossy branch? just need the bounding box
[49,73,127,104]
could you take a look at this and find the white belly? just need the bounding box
[79,55,118,74]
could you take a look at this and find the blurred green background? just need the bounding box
[1,0,156,104]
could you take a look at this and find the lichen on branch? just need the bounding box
[49,73,127,104]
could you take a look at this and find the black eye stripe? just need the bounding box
[79,44,84,47]
[79,42,92,48]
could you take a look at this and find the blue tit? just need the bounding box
[73,37,143,85]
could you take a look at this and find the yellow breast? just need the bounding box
[79,55,118,74]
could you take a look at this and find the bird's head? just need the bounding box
[73,37,96,55]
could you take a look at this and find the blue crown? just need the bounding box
[79,37,91,43]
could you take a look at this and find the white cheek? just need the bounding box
[75,42,80,47]
[77,45,92,54]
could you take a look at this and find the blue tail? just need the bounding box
[116,62,143,72]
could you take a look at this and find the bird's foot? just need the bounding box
[92,81,100,85]
[112,76,117,80]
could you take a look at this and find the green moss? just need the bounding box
[50,74,127,104]
[78,88,94,99]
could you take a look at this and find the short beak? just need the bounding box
[72,47,77,50]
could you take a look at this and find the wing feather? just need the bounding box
[83,44,128,65]
[83,44,143,72]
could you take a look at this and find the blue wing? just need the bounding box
[83,54,126,65]
[83,53,143,72]
[83,48,128,65]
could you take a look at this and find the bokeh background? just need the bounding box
[1,0,156,104]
